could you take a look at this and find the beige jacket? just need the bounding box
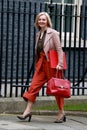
[35,27,63,67]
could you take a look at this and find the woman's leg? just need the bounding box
[21,57,48,116]
[22,69,47,116]
[22,101,33,116]
[54,96,66,123]
[55,96,65,116]
[46,64,64,117]
[55,70,65,120]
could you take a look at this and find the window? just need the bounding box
[45,0,82,34]
[64,0,75,4]
[44,0,75,3]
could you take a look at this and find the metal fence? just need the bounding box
[0,0,87,97]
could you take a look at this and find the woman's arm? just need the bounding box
[52,31,63,70]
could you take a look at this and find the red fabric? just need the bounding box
[46,78,71,98]
[48,50,67,69]
[23,52,64,109]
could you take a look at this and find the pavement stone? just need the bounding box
[0,114,87,130]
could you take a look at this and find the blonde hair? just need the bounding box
[34,12,52,29]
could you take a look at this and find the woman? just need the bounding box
[17,12,66,123]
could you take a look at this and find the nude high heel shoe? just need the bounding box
[17,113,32,122]
[54,115,66,123]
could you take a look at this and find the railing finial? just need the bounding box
[48,0,54,14]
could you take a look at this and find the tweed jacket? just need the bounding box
[35,27,63,67]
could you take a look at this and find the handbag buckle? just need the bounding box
[60,86,64,88]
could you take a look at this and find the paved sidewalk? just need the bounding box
[0,114,87,130]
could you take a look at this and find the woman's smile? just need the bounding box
[38,15,47,30]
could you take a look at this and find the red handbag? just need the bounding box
[46,72,71,98]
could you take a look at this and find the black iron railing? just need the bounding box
[0,0,87,97]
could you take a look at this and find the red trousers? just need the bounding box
[23,52,64,110]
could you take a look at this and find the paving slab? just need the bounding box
[0,120,41,130]
[0,114,87,130]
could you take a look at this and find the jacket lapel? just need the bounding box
[44,28,52,47]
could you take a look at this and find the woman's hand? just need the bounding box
[56,64,62,70]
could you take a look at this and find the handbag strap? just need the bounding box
[56,69,65,79]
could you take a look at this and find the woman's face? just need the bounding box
[38,14,48,29]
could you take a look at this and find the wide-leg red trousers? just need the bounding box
[23,52,64,110]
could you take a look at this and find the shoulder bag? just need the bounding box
[46,71,71,98]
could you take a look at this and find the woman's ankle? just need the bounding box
[58,110,65,115]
